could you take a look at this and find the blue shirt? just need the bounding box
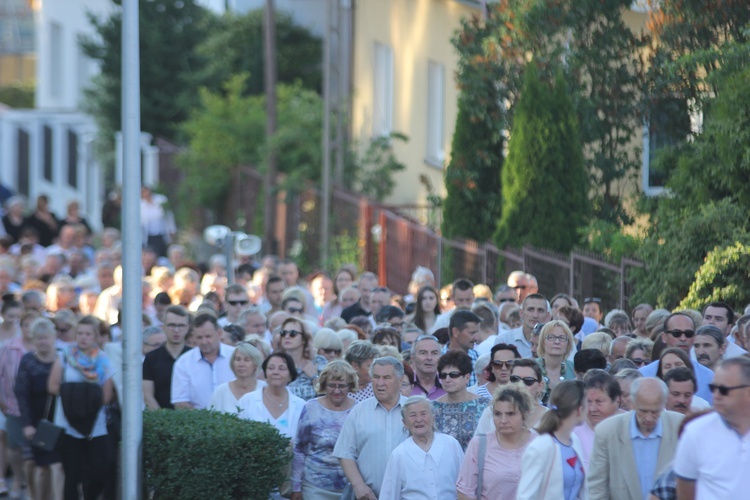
[630,412,663,500]
[639,358,714,404]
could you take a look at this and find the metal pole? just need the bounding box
[121,0,143,498]
[263,0,278,254]
[226,235,235,286]
[321,0,332,267]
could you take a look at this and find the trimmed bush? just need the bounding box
[143,409,291,499]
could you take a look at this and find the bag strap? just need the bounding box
[43,395,54,421]
[476,432,487,499]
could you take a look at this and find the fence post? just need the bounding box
[619,259,626,310]
[361,198,371,272]
[378,211,388,289]
[569,252,575,297]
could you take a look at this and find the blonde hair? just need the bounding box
[537,320,575,358]
[582,332,613,357]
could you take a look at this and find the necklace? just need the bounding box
[264,389,287,407]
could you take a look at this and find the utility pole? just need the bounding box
[321,0,333,267]
[263,0,278,254]
[121,0,143,497]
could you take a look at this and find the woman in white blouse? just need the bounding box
[209,342,266,414]
[237,352,305,440]
[380,396,464,500]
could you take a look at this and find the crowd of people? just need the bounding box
[0,194,749,499]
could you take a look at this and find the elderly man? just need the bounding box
[507,270,536,304]
[639,312,714,403]
[333,357,409,500]
[410,334,446,400]
[588,377,683,500]
[675,358,750,499]
[573,370,624,470]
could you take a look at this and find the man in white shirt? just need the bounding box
[675,357,750,499]
[429,278,475,333]
[701,302,747,358]
[333,357,409,499]
[171,313,235,409]
[494,293,550,358]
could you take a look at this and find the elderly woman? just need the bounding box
[380,396,464,499]
[372,327,402,352]
[276,318,324,401]
[537,320,577,405]
[344,340,380,402]
[290,360,357,500]
[15,317,62,500]
[433,351,490,450]
[457,385,537,500]
[626,339,654,368]
[48,315,114,500]
[237,352,306,440]
[209,342,266,414]
[313,328,344,364]
[474,343,521,399]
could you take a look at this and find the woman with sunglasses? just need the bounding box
[433,351,490,450]
[238,352,305,440]
[457,385,537,500]
[473,344,521,400]
[625,339,654,368]
[536,321,577,405]
[276,318,323,401]
[406,285,441,334]
[209,342,267,414]
[291,360,357,500]
[312,328,344,364]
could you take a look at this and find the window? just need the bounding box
[373,42,393,137]
[67,129,78,188]
[43,125,53,181]
[642,96,691,196]
[50,22,63,99]
[426,61,445,166]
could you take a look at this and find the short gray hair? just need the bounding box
[345,340,380,366]
[613,368,642,383]
[401,395,433,420]
[695,324,725,347]
[609,335,632,355]
[30,317,56,339]
[631,376,667,404]
[369,356,404,379]
[143,326,164,341]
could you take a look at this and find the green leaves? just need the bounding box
[680,241,750,312]
[143,409,290,499]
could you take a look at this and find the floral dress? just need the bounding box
[433,397,490,450]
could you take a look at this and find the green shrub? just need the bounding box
[679,241,750,312]
[143,409,291,499]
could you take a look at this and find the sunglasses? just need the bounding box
[497,298,516,303]
[665,329,695,339]
[227,300,249,306]
[287,307,304,314]
[322,348,341,355]
[510,375,539,387]
[630,358,648,367]
[708,383,750,396]
[491,360,514,370]
[280,330,301,338]
[438,371,466,380]
[584,297,602,304]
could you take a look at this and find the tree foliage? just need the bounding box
[197,8,321,97]
[0,82,34,108]
[679,241,750,312]
[495,63,589,253]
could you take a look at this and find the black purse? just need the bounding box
[31,396,64,452]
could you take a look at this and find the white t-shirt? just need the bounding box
[674,412,750,498]
[208,380,266,415]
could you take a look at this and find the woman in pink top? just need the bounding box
[456,384,537,500]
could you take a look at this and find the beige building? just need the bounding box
[351,0,481,207]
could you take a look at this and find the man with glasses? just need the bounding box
[218,283,250,328]
[506,270,536,304]
[675,357,750,499]
[493,284,517,306]
[143,305,192,409]
[638,312,715,404]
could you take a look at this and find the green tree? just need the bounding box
[197,9,322,96]
[81,0,218,142]
[494,63,589,253]
[441,10,507,241]
[679,242,750,312]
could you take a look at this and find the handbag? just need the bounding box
[31,396,64,452]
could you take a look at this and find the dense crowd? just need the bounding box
[0,192,749,500]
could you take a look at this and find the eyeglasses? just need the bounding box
[322,348,341,355]
[227,300,249,306]
[665,329,695,339]
[708,383,750,396]
[630,358,648,367]
[287,307,304,314]
[56,326,71,333]
[327,383,349,392]
[497,298,516,303]
[584,297,602,304]
[546,334,569,343]
[491,360,514,370]
[510,375,539,387]
[280,330,301,338]
[511,285,527,290]
[438,371,466,380]
[165,323,189,330]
